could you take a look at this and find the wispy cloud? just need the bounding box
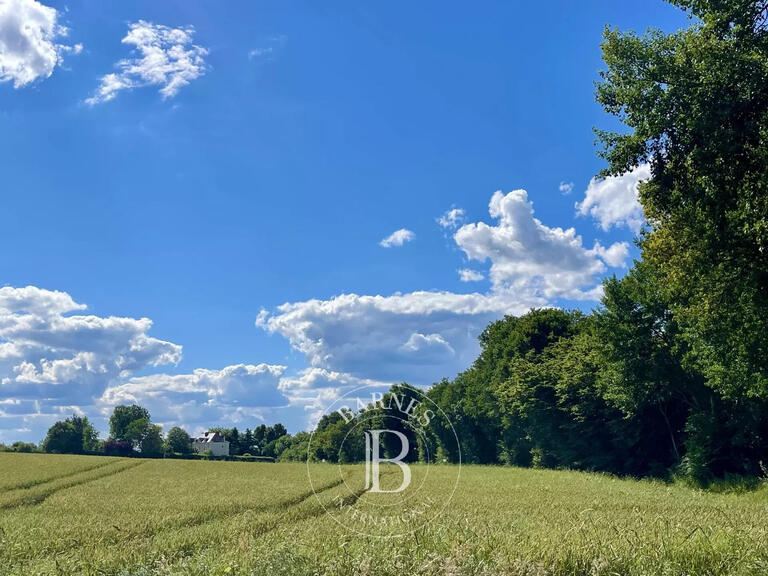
[248,35,286,61]
[86,20,208,106]
[458,269,484,282]
[379,228,415,248]
[437,207,465,230]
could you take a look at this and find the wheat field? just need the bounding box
[0,453,767,575]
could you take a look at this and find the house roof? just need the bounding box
[194,431,227,443]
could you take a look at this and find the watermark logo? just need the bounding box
[307,384,461,538]
[364,430,411,493]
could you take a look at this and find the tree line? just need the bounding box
[10,405,300,461]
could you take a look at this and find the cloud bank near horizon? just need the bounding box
[0,176,640,442]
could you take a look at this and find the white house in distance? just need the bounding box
[192,431,230,456]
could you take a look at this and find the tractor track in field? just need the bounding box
[136,466,397,542]
[101,481,376,575]
[139,473,349,538]
[37,468,391,559]
[246,482,371,539]
[2,466,398,571]
[121,474,376,570]
[0,458,127,493]
[18,473,352,558]
[122,468,394,548]
[0,460,145,511]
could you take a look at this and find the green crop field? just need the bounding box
[0,453,767,576]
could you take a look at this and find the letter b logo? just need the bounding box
[363,430,411,493]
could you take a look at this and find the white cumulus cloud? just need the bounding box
[0,0,76,88]
[86,20,207,105]
[276,367,394,427]
[98,363,287,432]
[278,367,388,392]
[0,286,297,440]
[257,289,537,387]
[0,286,182,405]
[257,188,630,403]
[379,228,415,248]
[591,241,630,268]
[575,164,651,232]
[454,189,628,301]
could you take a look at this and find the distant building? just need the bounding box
[192,431,230,456]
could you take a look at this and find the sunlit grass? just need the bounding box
[0,454,766,575]
[0,452,116,491]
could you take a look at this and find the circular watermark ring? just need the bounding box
[306,384,461,538]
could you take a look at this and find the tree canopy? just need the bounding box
[165,426,192,454]
[42,416,99,454]
[596,0,768,400]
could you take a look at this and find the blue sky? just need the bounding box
[0,0,688,443]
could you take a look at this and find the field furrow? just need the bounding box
[0,457,124,493]
[0,459,142,510]
[0,453,118,492]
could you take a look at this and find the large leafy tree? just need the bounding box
[42,416,99,454]
[265,423,287,445]
[597,262,710,475]
[596,0,768,400]
[598,263,700,465]
[492,310,635,472]
[109,405,151,442]
[139,424,164,457]
[491,309,580,468]
[165,426,192,454]
[42,420,82,454]
[426,309,636,471]
[107,405,165,456]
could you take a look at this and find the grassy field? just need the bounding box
[0,453,767,575]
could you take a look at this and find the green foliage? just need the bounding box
[7,442,38,453]
[261,434,292,458]
[210,423,293,457]
[277,432,310,462]
[292,382,447,464]
[109,405,151,442]
[42,421,81,455]
[123,418,150,447]
[106,405,166,457]
[164,426,192,454]
[588,0,768,481]
[267,423,288,444]
[422,293,768,481]
[596,0,768,400]
[42,416,99,455]
[139,424,164,457]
